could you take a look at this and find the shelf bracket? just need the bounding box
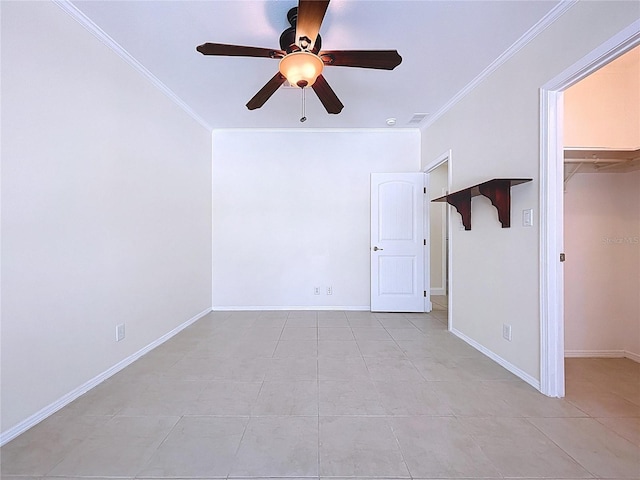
[478,179,512,228]
[446,189,472,231]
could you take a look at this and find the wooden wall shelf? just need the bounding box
[432,178,532,230]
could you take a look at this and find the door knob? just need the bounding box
[373,246,383,251]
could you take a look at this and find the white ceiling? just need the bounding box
[71,0,561,130]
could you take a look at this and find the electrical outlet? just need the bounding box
[326,286,332,295]
[502,324,512,341]
[314,286,321,295]
[116,323,125,342]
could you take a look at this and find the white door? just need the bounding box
[371,173,426,312]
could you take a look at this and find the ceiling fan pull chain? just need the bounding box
[300,87,307,122]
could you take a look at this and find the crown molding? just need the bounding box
[52,0,212,131]
[420,0,578,131]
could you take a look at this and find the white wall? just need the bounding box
[420,1,640,382]
[429,163,448,295]
[564,172,640,358]
[1,1,212,435]
[211,129,420,309]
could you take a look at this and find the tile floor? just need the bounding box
[2,303,639,479]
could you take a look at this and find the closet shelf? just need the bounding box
[432,178,532,230]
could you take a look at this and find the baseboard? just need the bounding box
[450,328,541,390]
[626,351,640,363]
[430,287,446,296]
[0,308,212,446]
[565,349,640,363]
[212,305,371,311]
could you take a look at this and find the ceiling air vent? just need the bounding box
[408,113,429,125]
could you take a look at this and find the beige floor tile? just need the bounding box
[377,317,417,329]
[397,334,480,358]
[386,327,427,340]
[60,377,147,416]
[430,381,522,417]
[274,339,318,358]
[351,327,392,341]
[390,416,501,478]
[0,414,110,476]
[0,477,43,480]
[265,357,317,381]
[319,416,410,477]
[137,416,247,477]
[411,356,474,382]
[280,326,318,340]
[238,328,282,344]
[596,416,640,446]
[363,356,424,382]
[252,381,318,415]
[450,355,518,381]
[407,317,448,332]
[116,379,204,416]
[319,380,385,415]
[318,327,354,340]
[529,417,640,478]
[317,310,348,321]
[318,357,370,381]
[286,313,318,325]
[162,355,222,381]
[461,417,590,478]
[6,309,640,480]
[317,340,361,358]
[356,340,405,358]
[347,316,383,327]
[47,416,179,477]
[287,310,318,318]
[43,478,134,480]
[374,380,453,416]
[230,416,318,477]
[317,315,350,327]
[120,351,184,377]
[566,380,640,417]
[186,381,262,415]
[285,317,318,327]
[207,357,271,382]
[491,380,589,418]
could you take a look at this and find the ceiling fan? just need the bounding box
[196,0,402,116]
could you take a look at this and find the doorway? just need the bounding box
[424,150,452,330]
[539,22,640,397]
[563,46,640,363]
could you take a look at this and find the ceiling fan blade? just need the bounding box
[246,72,286,110]
[296,0,330,50]
[320,50,402,70]
[197,42,284,59]
[311,74,343,114]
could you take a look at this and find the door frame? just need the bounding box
[424,150,453,330]
[539,20,640,397]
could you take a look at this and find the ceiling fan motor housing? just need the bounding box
[279,7,322,54]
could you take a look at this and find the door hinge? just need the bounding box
[424,291,427,297]
[424,239,426,245]
[560,253,566,262]
[424,187,427,194]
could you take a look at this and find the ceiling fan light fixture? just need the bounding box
[279,51,324,88]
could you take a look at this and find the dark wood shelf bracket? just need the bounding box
[432,178,531,230]
[445,189,472,230]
